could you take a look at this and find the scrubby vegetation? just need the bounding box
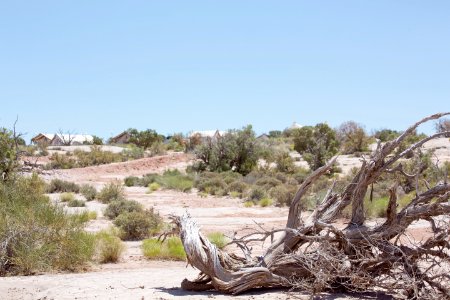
[95,229,125,263]
[104,199,143,220]
[0,128,19,181]
[47,179,80,193]
[60,192,75,202]
[142,237,186,261]
[97,181,125,203]
[0,174,95,275]
[207,232,228,249]
[147,182,160,192]
[114,208,162,240]
[193,125,260,175]
[80,184,97,201]
[67,199,86,207]
[292,123,339,170]
[44,145,146,169]
[124,169,194,192]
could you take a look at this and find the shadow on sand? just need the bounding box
[154,286,394,299]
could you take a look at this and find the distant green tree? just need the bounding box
[17,137,26,146]
[292,123,339,170]
[128,129,164,150]
[92,135,103,145]
[268,130,282,138]
[373,129,401,142]
[194,125,259,175]
[435,118,450,137]
[336,121,369,154]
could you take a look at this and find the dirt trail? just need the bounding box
[44,152,192,184]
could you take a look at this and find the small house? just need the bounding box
[257,133,270,141]
[109,131,131,144]
[31,133,55,145]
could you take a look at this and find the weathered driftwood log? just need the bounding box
[173,113,450,299]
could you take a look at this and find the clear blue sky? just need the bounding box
[1,1,449,142]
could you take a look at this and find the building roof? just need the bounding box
[53,134,94,144]
[189,130,225,138]
[111,131,131,140]
[31,133,55,142]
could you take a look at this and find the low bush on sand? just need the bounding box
[67,199,86,207]
[147,182,160,193]
[80,184,97,201]
[207,232,228,249]
[258,198,273,207]
[142,237,186,261]
[114,208,162,241]
[95,229,125,263]
[60,192,75,202]
[97,181,125,203]
[124,170,193,193]
[47,179,80,193]
[104,199,143,220]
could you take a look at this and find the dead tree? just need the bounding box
[172,113,450,299]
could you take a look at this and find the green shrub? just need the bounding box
[258,198,273,207]
[47,179,80,193]
[97,181,125,203]
[45,153,77,169]
[227,181,248,196]
[124,176,140,187]
[148,182,160,193]
[60,192,75,202]
[229,191,240,198]
[207,232,228,249]
[0,175,95,275]
[158,170,194,192]
[255,177,282,190]
[142,237,186,261]
[114,209,162,240]
[269,185,297,206]
[139,173,159,187]
[248,187,266,201]
[292,123,339,170]
[74,210,97,222]
[221,171,243,184]
[243,170,265,185]
[194,125,259,175]
[163,169,181,176]
[121,144,145,160]
[67,199,85,207]
[275,152,296,174]
[293,168,311,184]
[124,170,193,192]
[365,196,389,218]
[104,199,143,220]
[196,176,227,195]
[80,184,97,201]
[74,146,123,167]
[243,201,254,207]
[95,230,125,263]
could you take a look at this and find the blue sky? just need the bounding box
[0,1,448,142]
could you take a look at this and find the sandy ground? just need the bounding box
[4,139,449,300]
[0,262,377,300]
